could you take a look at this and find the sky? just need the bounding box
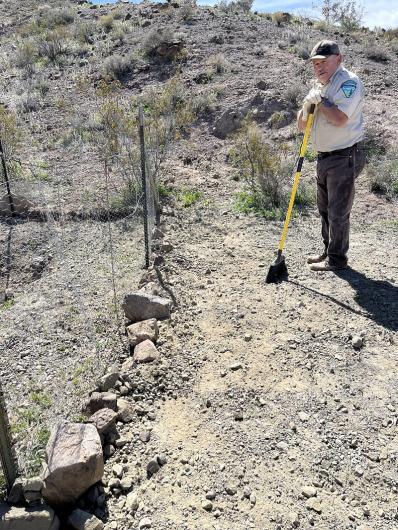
[91,0,398,29]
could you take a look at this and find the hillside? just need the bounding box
[0,1,398,529]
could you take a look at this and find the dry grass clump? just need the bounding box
[364,41,391,62]
[99,14,115,33]
[102,54,136,81]
[207,53,229,74]
[179,0,197,22]
[368,150,398,198]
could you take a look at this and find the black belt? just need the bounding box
[318,142,360,160]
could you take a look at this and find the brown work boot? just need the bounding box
[307,252,327,264]
[310,259,347,272]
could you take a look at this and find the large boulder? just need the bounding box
[82,392,117,415]
[122,293,171,323]
[42,423,104,505]
[0,502,59,530]
[212,109,244,139]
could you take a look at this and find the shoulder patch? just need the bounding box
[340,80,357,98]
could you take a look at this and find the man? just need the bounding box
[298,40,366,271]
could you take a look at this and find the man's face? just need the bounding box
[312,54,342,84]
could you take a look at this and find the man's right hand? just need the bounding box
[302,87,323,120]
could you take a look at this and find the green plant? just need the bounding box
[30,391,52,409]
[304,149,317,162]
[229,120,293,217]
[207,53,229,74]
[102,54,135,81]
[37,28,67,62]
[37,7,75,29]
[320,0,363,31]
[363,126,388,161]
[0,299,15,312]
[178,189,202,207]
[15,40,38,71]
[368,150,398,199]
[100,14,115,33]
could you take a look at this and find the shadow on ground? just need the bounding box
[287,267,398,332]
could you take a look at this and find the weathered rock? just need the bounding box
[7,478,24,505]
[302,486,317,498]
[83,393,117,415]
[23,477,43,503]
[117,399,135,423]
[0,502,60,529]
[147,459,160,477]
[42,422,104,505]
[306,497,322,513]
[138,518,152,529]
[202,500,213,512]
[122,293,171,322]
[68,509,104,530]
[133,340,160,363]
[97,370,120,392]
[126,319,159,348]
[89,409,118,435]
[125,491,139,511]
[352,335,363,349]
[212,109,244,139]
[0,193,35,216]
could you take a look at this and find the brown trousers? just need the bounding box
[316,142,366,267]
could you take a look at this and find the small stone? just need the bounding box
[225,484,237,495]
[306,498,322,513]
[120,477,133,491]
[302,486,317,498]
[206,490,216,500]
[98,371,120,392]
[276,441,289,451]
[250,493,256,505]
[140,431,151,443]
[202,500,213,512]
[354,465,364,477]
[147,459,160,477]
[139,517,152,529]
[243,486,251,498]
[234,411,244,421]
[126,491,139,511]
[298,411,310,422]
[244,333,252,342]
[157,454,167,466]
[112,464,123,478]
[229,363,243,371]
[289,511,300,527]
[352,336,363,349]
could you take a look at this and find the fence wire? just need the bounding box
[0,116,155,482]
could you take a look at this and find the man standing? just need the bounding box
[298,40,365,271]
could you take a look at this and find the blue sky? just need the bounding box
[91,0,398,29]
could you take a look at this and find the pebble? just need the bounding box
[147,459,160,476]
[352,336,363,349]
[202,500,213,512]
[302,486,317,498]
[306,497,322,513]
[230,363,243,371]
[112,464,123,478]
[289,512,300,527]
[139,518,152,529]
[276,441,289,451]
[225,484,237,495]
[298,411,310,422]
[206,490,216,500]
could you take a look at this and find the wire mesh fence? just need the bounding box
[0,106,156,486]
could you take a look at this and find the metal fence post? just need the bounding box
[138,105,150,269]
[0,381,18,491]
[0,138,15,217]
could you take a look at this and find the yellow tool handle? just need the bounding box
[278,106,315,253]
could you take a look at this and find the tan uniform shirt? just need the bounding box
[312,66,364,152]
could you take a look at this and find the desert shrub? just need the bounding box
[364,42,390,62]
[283,82,307,108]
[100,14,115,33]
[207,53,229,74]
[179,0,197,21]
[111,22,129,43]
[37,28,67,62]
[368,150,398,198]
[363,125,388,162]
[142,27,183,58]
[15,40,38,70]
[74,21,96,44]
[229,120,297,218]
[320,0,363,31]
[383,27,398,42]
[217,0,253,13]
[191,90,218,116]
[17,92,40,113]
[37,7,75,29]
[102,54,135,81]
[272,12,292,26]
[0,106,21,157]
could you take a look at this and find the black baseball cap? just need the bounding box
[310,40,340,60]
